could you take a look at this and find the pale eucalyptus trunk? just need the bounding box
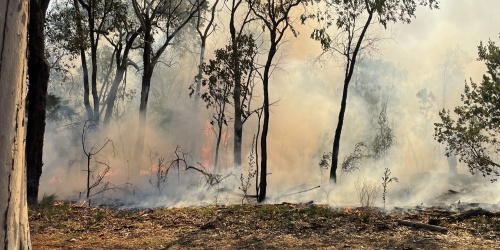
[0,0,32,248]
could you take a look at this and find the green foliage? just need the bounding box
[435,37,500,182]
[239,135,258,204]
[352,57,406,115]
[323,104,396,172]
[46,93,77,121]
[46,0,129,56]
[372,104,395,159]
[305,0,439,50]
[381,167,398,208]
[195,34,258,123]
[416,88,436,119]
[341,142,368,173]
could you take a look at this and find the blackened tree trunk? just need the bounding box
[251,0,302,203]
[132,20,153,168]
[131,0,205,167]
[0,0,32,247]
[103,67,125,126]
[258,39,276,202]
[102,29,141,127]
[229,0,253,169]
[73,0,93,120]
[329,9,373,183]
[231,20,243,169]
[26,0,51,205]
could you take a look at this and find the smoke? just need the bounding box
[39,0,500,209]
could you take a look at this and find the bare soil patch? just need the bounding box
[29,202,500,249]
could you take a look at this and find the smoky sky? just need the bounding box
[39,0,500,206]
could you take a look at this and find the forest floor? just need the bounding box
[29,202,500,249]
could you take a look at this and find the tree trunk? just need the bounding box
[102,66,125,126]
[232,42,243,169]
[133,66,153,169]
[230,3,243,169]
[258,42,276,203]
[214,118,224,173]
[329,9,373,183]
[193,39,206,106]
[26,0,50,205]
[0,0,32,247]
[102,30,140,127]
[90,14,100,123]
[133,23,153,169]
[329,79,349,183]
[73,0,93,120]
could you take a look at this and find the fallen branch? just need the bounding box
[276,186,321,200]
[397,219,448,234]
[455,208,497,221]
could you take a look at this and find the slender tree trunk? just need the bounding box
[258,42,276,203]
[133,66,153,168]
[194,39,206,106]
[329,9,373,183]
[232,44,243,169]
[85,0,100,123]
[102,30,140,127]
[329,79,349,183]
[81,49,93,120]
[230,3,243,169]
[73,0,93,120]
[103,66,125,126]
[214,117,224,173]
[26,0,50,205]
[0,0,32,247]
[133,23,153,169]
[90,23,100,123]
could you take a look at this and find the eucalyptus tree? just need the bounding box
[249,0,306,202]
[131,0,207,166]
[101,5,143,127]
[192,0,220,107]
[200,35,259,173]
[230,0,258,169]
[46,0,128,123]
[309,0,439,183]
[0,0,31,247]
[435,38,500,182]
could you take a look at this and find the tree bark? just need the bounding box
[258,40,277,203]
[103,67,125,126]
[0,0,32,248]
[102,29,140,127]
[133,21,153,168]
[330,9,373,183]
[230,1,243,169]
[26,0,50,205]
[73,0,93,120]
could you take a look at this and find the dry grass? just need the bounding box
[29,202,500,249]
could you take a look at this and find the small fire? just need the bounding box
[344,207,352,214]
[140,164,159,176]
[344,207,361,215]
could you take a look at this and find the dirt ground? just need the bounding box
[29,202,500,249]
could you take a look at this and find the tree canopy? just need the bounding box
[435,36,500,182]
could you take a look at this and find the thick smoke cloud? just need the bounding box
[40,0,500,208]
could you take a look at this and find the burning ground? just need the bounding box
[30,201,499,249]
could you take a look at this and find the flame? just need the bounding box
[140,164,160,176]
[201,120,215,167]
[200,120,234,170]
[344,207,352,214]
